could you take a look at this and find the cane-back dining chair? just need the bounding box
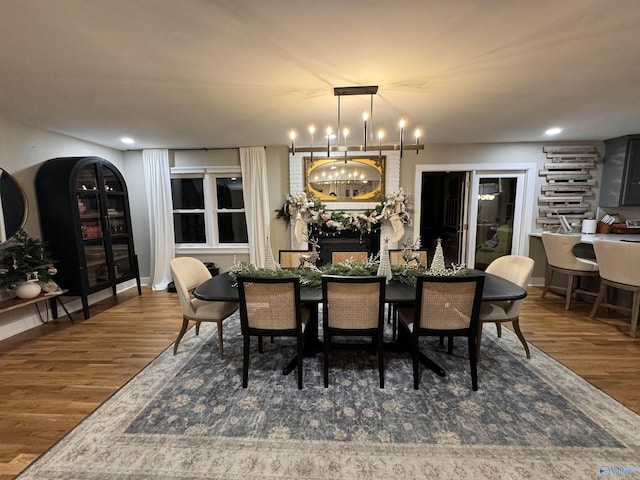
[278,250,309,269]
[331,251,369,264]
[541,232,599,310]
[237,276,309,389]
[589,239,640,337]
[322,275,386,388]
[398,275,484,391]
[477,255,534,360]
[170,257,239,357]
[387,249,429,339]
[389,249,428,268]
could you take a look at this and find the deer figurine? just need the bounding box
[298,236,320,269]
[401,238,422,267]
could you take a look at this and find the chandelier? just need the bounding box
[288,85,424,159]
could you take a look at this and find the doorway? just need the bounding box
[416,164,535,270]
[419,172,467,265]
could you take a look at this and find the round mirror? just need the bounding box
[0,168,28,244]
[305,157,385,202]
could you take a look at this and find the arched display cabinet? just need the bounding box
[35,156,141,318]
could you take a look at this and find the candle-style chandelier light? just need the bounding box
[288,85,424,159]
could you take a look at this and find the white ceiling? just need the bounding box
[2,0,640,150]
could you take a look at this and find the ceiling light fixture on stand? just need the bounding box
[288,85,424,159]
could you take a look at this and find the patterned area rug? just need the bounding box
[17,313,640,479]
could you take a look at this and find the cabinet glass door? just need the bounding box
[83,240,109,287]
[106,194,128,235]
[111,237,132,279]
[102,164,124,192]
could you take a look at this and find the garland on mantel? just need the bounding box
[275,189,410,242]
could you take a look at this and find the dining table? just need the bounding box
[194,270,527,377]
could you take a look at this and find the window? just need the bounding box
[171,171,248,249]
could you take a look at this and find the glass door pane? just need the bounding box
[468,174,524,270]
[83,241,108,287]
[102,164,124,192]
[111,237,132,279]
[106,194,127,235]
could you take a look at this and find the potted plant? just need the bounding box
[0,230,58,299]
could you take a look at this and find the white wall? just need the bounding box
[0,117,124,340]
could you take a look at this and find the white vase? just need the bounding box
[15,281,42,299]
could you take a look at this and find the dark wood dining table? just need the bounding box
[194,270,527,377]
[194,270,527,304]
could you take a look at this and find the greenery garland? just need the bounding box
[229,259,470,288]
[275,189,409,234]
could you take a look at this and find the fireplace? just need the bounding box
[309,226,380,266]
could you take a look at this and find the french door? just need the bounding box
[416,164,533,270]
[466,172,526,269]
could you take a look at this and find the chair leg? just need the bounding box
[242,334,250,388]
[565,273,575,310]
[589,284,607,318]
[258,336,263,354]
[447,335,453,354]
[630,291,640,338]
[377,333,384,388]
[297,334,303,389]
[476,321,485,361]
[541,267,553,298]
[195,321,201,336]
[496,322,502,338]
[511,319,531,359]
[392,304,398,341]
[217,321,224,358]
[468,334,478,391]
[411,334,420,390]
[173,317,190,355]
[323,332,330,388]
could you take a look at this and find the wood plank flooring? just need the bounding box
[0,286,639,479]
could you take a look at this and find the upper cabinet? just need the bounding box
[35,157,141,319]
[601,135,640,207]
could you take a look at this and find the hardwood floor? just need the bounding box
[0,286,639,479]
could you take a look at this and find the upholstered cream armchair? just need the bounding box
[541,232,599,310]
[170,257,239,357]
[589,239,640,337]
[477,255,535,360]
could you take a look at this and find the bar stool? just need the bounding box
[589,239,640,337]
[541,232,599,310]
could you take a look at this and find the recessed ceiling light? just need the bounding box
[545,127,562,136]
[120,137,135,144]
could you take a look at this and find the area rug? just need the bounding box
[17,313,640,479]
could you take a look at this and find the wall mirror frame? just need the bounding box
[0,168,28,245]
[304,156,385,203]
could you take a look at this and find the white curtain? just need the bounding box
[240,147,269,267]
[143,149,175,290]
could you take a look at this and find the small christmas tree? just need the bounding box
[263,236,280,270]
[377,237,393,283]
[0,230,57,289]
[429,238,446,272]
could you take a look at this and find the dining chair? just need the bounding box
[322,275,386,388]
[397,275,484,390]
[389,249,428,268]
[477,255,534,360]
[331,251,369,264]
[170,257,239,357]
[541,232,599,310]
[278,250,309,269]
[387,249,428,339]
[589,239,640,337]
[237,276,309,389]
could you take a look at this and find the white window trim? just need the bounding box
[171,166,249,254]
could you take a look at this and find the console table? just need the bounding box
[0,289,73,324]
